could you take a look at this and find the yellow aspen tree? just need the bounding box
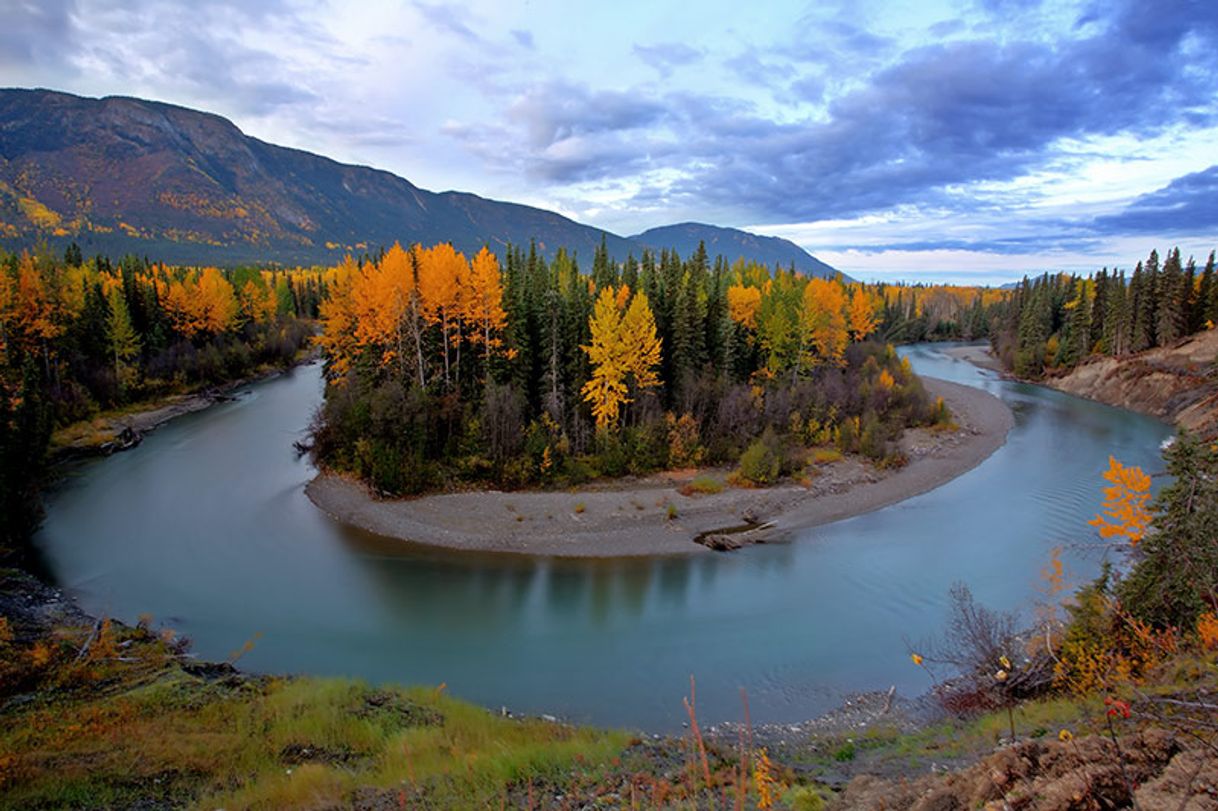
[351,242,415,371]
[195,267,239,335]
[466,246,508,363]
[417,243,467,386]
[581,287,662,430]
[620,290,662,391]
[726,284,762,329]
[582,286,628,430]
[316,255,360,380]
[799,277,848,370]
[846,287,880,342]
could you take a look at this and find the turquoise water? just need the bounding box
[34,344,1173,731]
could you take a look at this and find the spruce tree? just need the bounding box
[1155,247,1185,345]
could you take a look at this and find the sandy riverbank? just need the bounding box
[306,376,1014,557]
[941,343,1004,372]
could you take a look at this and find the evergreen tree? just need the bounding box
[1014,276,1051,376]
[1056,277,1091,368]
[1103,271,1130,356]
[1129,262,1154,352]
[1119,433,1218,630]
[1155,247,1185,346]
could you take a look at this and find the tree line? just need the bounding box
[311,238,948,495]
[992,248,1218,377]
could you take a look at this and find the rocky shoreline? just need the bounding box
[306,376,1014,557]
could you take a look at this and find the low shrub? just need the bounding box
[737,429,784,485]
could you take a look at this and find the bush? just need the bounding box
[593,430,628,478]
[665,412,704,468]
[737,429,783,485]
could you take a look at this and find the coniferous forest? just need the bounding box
[992,248,1218,377]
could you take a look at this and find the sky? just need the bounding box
[2,0,1217,284]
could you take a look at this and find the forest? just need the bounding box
[0,244,320,553]
[991,248,1218,377]
[310,239,953,496]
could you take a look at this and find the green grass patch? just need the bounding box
[679,474,725,496]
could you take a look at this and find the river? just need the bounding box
[32,344,1173,731]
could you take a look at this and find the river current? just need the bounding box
[34,344,1173,730]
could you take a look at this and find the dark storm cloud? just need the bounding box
[470,0,1217,235]
[633,43,702,77]
[1092,165,1218,234]
[638,0,1218,223]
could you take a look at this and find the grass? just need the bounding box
[0,607,632,811]
[0,662,629,810]
[678,474,725,496]
[809,447,843,465]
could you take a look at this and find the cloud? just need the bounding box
[1092,165,1218,234]
[0,0,78,71]
[658,0,1218,222]
[506,81,668,151]
[411,1,484,44]
[632,42,702,77]
[510,29,534,49]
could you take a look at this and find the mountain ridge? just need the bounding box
[0,88,838,276]
[632,222,841,278]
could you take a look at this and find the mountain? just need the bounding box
[0,88,841,277]
[633,222,841,278]
[0,89,641,265]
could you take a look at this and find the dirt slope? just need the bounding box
[1047,330,1218,435]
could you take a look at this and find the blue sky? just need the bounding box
[2,0,1217,283]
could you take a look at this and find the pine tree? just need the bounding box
[1090,268,1109,351]
[1155,247,1185,346]
[1055,278,1090,368]
[1103,271,1130,356]
[1129,262,1154,352]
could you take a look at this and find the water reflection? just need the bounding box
[33,346,1174,731]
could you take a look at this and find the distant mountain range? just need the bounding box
[632,223,839,277]
[0,88,840,276]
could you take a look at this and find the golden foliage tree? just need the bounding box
[847,287,880,342]
[799,277,848,370]
[417,242,468,385]
[465,246,508,360]
[352,242,416,371]
[581,286,662,430]
[1088,455,1152,545]
[726,284,762,330]
[316,255,361,380]
[162,267,237,338]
